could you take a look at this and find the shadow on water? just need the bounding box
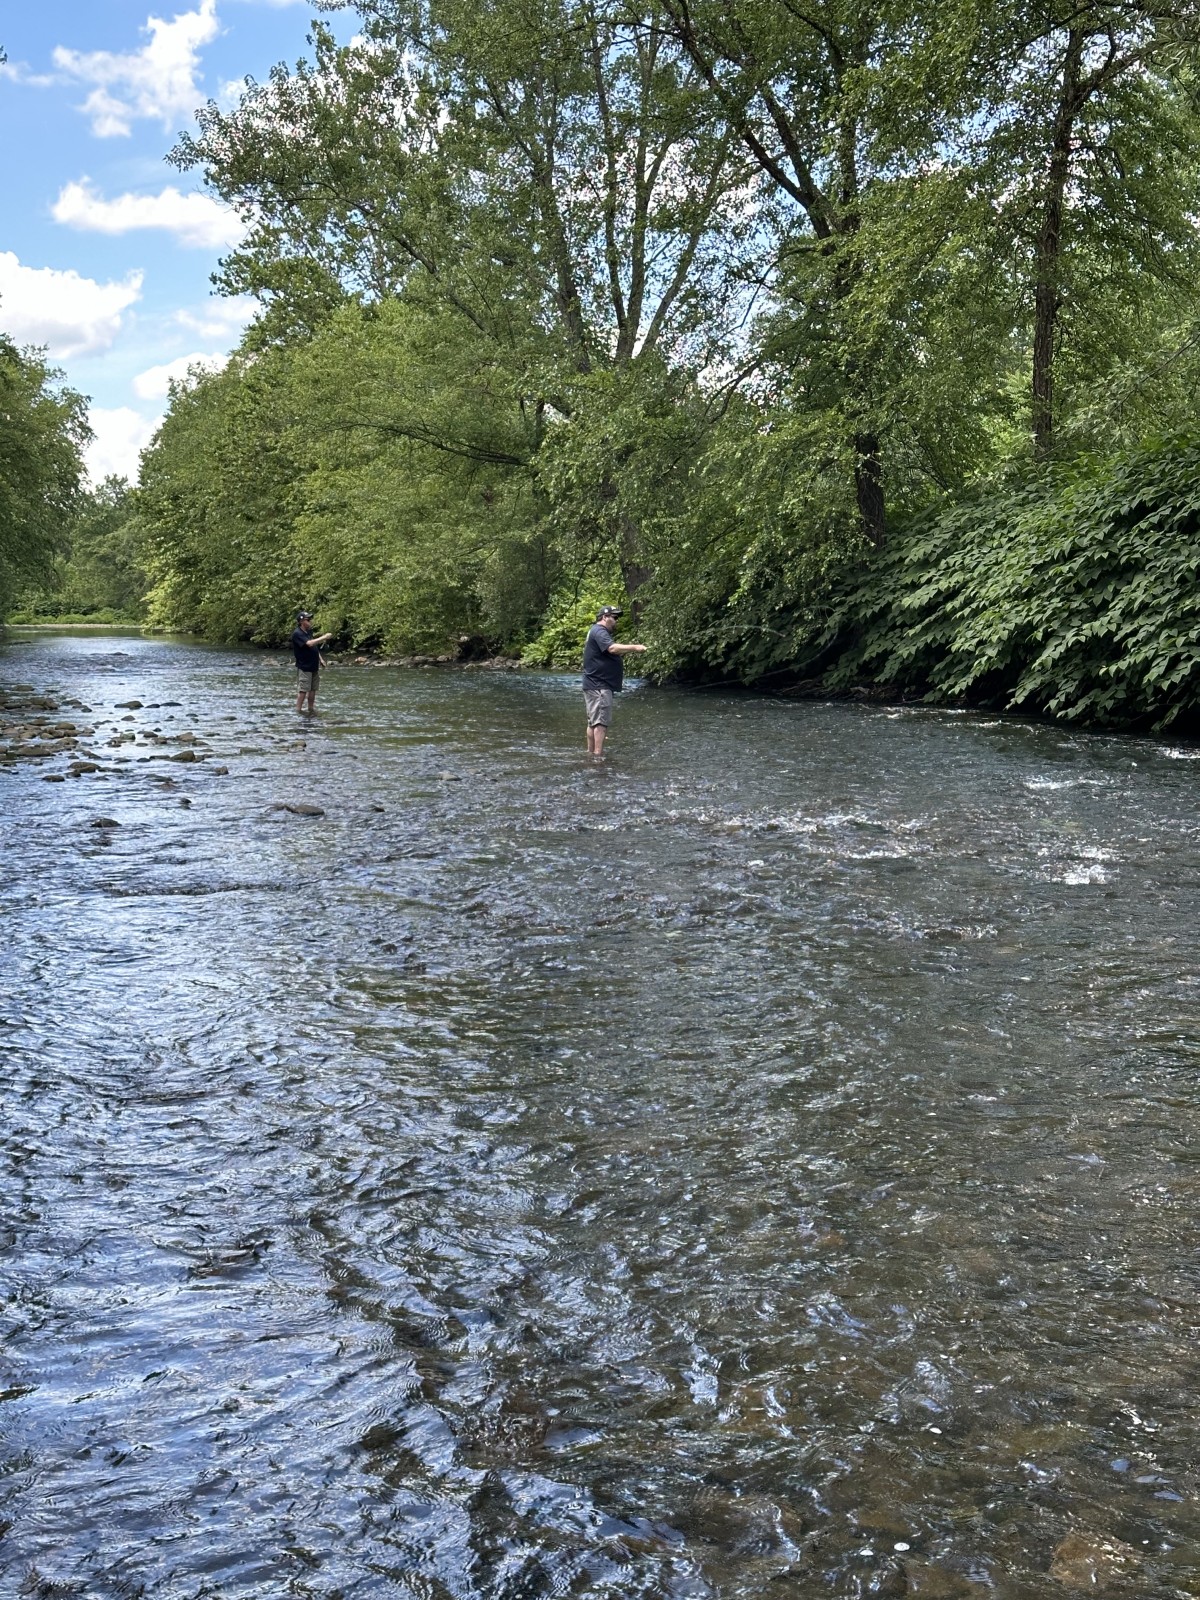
[1,629,1199,1597]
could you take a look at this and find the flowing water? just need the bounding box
[1,628,1198,1600]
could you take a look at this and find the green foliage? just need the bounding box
[0,336,89,618]
[138,302,554,652]
[14,478,147,621]
[139,351,304,642]
[819,436,1200,729]
[521,577,624,667]
[130,0,1200,732]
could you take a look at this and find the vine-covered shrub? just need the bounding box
[819,436,1200,729]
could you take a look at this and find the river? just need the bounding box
[1,628,1198,1598]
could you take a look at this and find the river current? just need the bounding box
[1,628,1198,1599]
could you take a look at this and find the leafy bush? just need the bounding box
[521,577,624,668]
[818,436,1200,729]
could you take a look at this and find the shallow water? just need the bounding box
[1,628,1198,1598]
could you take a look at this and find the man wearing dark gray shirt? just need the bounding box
[581,605,647,758]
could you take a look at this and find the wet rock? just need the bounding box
[1050,1531,1140,1588]
[114,700,143,709]
[90,818,120,829]
[438,772,463,782]
[68,762,100,776]
[169,750,199,763]
[905,1561,990,1597]
[42,773,65,783]
[179,797,192,808]
[868,1561,909,1597]
[212,766,229,776]
[369,802,385,812]
[853,1508,916,1542]
[284,803,325,817]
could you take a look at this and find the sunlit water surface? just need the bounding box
[1,629,1198,1599]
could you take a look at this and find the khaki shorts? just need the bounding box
[584,686,613,727]
[297,668,319,692]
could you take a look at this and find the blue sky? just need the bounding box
[0,0,354,482]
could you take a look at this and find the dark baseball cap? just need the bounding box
[297,609,313,620]
[597,605,623,619]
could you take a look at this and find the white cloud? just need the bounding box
[53,0,220,138]
[0,251,143,360]
[133,350,227,399]
[174,294,257,340]
[216,76,247,109]
[52,179,245,250]
[85,407,161,485]
[0,58,58,88]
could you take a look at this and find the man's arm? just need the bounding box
[608,642,647,655]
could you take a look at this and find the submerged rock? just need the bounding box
[283,802,325,817]
[1050,1531,1140,1588]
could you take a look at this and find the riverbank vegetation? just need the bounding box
[8,478,149,625]
[0,336,90,620]
[5,0,1200,729]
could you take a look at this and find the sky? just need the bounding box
[0,0,353,484]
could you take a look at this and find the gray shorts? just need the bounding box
[297,668,319,692]
[584,686,613,727]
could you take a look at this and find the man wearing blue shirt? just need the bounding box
[581,605,647,758]
[291,611,333,714]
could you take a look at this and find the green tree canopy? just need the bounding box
[0,333,89,618]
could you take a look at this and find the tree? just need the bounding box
[0,334,89,618]
[654,0,988,543]
[975,3,1200,456]
[173,0,756,595]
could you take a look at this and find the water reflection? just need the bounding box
[1,629,1198,1597]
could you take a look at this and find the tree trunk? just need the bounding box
[854,432,886,548]
[619,513,652,621]
[1032,28,1084,458]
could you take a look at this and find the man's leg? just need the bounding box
[592,723,607,757]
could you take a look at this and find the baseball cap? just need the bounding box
[597,605,623,619]
[297,609,313,620]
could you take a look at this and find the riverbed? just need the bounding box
[1,628,1198,1598]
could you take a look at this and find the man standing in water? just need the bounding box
[582,605,647,758]
[292,611,333,714]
